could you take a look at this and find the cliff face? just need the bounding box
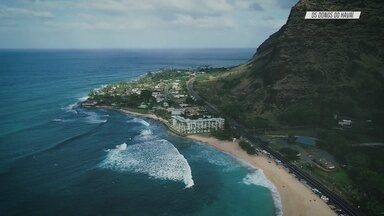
[197,0,384,124]
[199,0,384,124]
[247,0,384,111]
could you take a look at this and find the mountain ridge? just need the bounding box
[195,0,384,214]
[197,0,384,127]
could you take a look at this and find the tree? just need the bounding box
[239,141,257,155]
[280,147,299,161]
[287,133,296,144]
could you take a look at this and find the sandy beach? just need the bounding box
[97,106,335,215]
[187,134,336,216]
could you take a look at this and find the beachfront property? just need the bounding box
[172,115,224,134]
[171,108,185,116]
[172,80,182,90]
[338,119,352,127]
[314,158,336,170]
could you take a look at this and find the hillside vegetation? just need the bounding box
[195,0,384,214]
[197,0,384,128]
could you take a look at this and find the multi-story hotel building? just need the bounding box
[171,116,224,134]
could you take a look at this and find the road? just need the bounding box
[187,78,364,216]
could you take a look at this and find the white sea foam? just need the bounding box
[52,118,74,123]
[93,84,107,92]
[62,95,89,114]
[127,118,150,127]
[189,145,240,171]
[100,139,194,188]
[132,128,159,143]
[82,111,108,124]
[140,129,152,136]
[116,143,127,150]
[78,96,89,102]
[63,102,78,114]
[243,170,283,216]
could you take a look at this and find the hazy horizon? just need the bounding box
[0,47,256,50]
[0,0,297,49]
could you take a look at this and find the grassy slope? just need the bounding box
[197,0,384,129]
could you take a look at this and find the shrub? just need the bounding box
[239,141,257,155]
[280,147,299,161]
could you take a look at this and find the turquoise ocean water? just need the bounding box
[0,49,281,216]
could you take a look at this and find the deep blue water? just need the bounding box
[0,49,280,216]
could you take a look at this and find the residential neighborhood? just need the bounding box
[85,69,225,135]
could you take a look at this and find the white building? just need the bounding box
[152,91,162,97]
[172,82,181,91]
[156,97,164,103]
[338,119,352,127]
[171,108,185,116]
[172,116,224,134]
[131,88,141,95]
[174,94,186,98]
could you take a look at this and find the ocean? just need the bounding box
[0,49,280,216]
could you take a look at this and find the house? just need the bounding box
[171,109,184,116]
[185,106,202,117]
[154,84,162,91]
[172,82,181,91]
[138,103,148,109]
[156,97,164,103]
[131,88,141,95]
[174,94,186,99]
[338,119,352,127]
[152,91,162,98]
[314,158,335,170]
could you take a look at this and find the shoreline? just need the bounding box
[92,105,185,136]
[91,105,169,124]
[87,105,335,216]
[187,134,336,216]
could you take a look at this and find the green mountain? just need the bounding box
[196,0,384,128]
[196,0,384,214]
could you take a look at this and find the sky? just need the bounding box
[0,0,298,49]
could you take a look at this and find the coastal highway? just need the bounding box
[187,78,364,216]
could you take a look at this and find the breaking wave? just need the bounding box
[140,129,152,136]
[78,96,89,102]
[189,145,241,172]
[63,102,78,114]
[93,84,107,92]
[82,111,108,124]
[127,118,150,127]
[100,139,194,188]
[62,96,88,114]
[52,118,74,123]
[243,170,282,216]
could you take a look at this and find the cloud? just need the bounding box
[275,0,298,9]
[0,0,294,48]
[248,15,286,30]
[45,20,150,31]
[172,14,236,29]
[249,2,263,11]
[80,0,234,17]
[0,7,53,18]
